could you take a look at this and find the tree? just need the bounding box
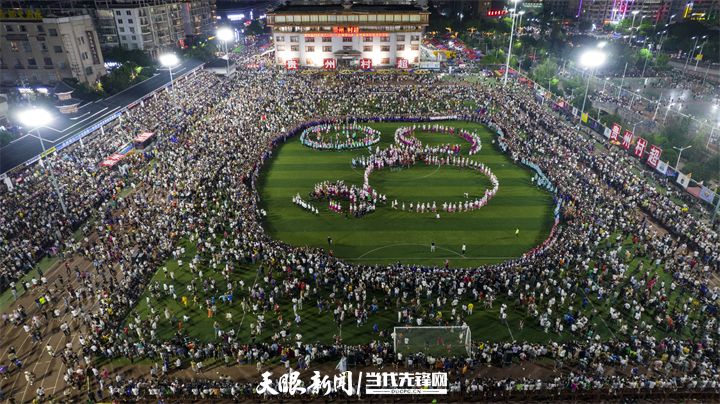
[183,42,218,62]
[103,47,152,67]
[638,48,652,61]
[99,62,156,95]
[654,54,670,70]
[62,78,102,100]
[245,19,266,36]
[532,58,559,86]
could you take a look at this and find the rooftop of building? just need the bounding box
[269,0,428,14]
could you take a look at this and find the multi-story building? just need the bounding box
[0,12,106,86]
[111,0,216,54]
[7,0,216,54]
[577,0,675,24]
[111,2,185,54]
[267,0,430,68]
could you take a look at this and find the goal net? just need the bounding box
[393,326,472,358]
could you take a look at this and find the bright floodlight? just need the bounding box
[519,10,526,15]
[17,107,53,128]
[159,53,179,68]
[216,27,234,42]
[632,10,640,15]
[579,49,607,68]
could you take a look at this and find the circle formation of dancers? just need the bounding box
[299,122,381,150]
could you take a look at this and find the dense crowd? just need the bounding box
[1,52,719,402]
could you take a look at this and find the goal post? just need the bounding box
[393,326,472,358]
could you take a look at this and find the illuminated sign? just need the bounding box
[0,8,43,20]
[303,32,388,37]
[323,58,336,70]
[486,10,508,17]
[397,58,409,69]
[332,26,360,34]
[286,59,299,70]
[359,58,373,70]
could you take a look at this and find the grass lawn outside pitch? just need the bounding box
[258,120,555,267]
[125,233,699,350]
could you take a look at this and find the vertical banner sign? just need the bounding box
[285,59,299,70]
[323,58,336,70]
[359,58,373,70]
[86,31,101,64]
[646,145,662,168]
[610,123,621,142]
[634,137,647,158]
[397,58,409,69]
[621,130,634,150]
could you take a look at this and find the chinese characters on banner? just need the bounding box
[255,370,449,396]
[634,137,647,158]
[610,123,621,142]
[332,26,360,34]
[323,58,337,70]
[397,58,409,69]
[609,123,662,166]
[285,59,299,70]
[359,58,373,70]
[621,130,634,150]
[647,145,662,168]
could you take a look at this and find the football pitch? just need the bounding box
[258,120,555,267]
[125,120,701,348]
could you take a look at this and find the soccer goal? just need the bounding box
[393,326,472,358]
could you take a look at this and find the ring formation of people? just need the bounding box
[0,46,719,403]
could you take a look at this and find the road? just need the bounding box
[0,58,204,175]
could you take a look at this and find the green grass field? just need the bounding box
[125,232,702,350]
[123,120,704,353]
[258,121,555,267]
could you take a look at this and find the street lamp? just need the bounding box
[503,0,521,86]
[632,119,648,134]
[663,102,674,123]
[628,10,640,44]
[159,53,179,105]
[216,27,234,76]
[694,36,708,71]
[673,145,692,168]
[578,48,607,119]
[16,108,68,216]
[658,30,669,51]
[517,10,526,33]
[683,36,699,71]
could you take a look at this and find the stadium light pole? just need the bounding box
[503,0,521,86]
[159,53,180,109]
[673,145,692,168]
[216,27,234,76]
[578,48,607,121]
[17,108,68,216]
